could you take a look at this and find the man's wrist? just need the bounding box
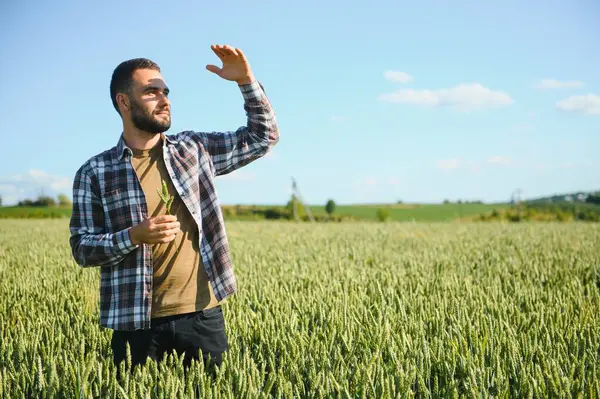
[128,227,141,246]
[236,75,256,86]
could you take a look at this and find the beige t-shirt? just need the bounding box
[130,136,219,318]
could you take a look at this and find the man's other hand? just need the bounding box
[129,215,180,245]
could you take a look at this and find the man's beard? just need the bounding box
[130,99,171,134]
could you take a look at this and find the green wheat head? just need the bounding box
[157,179,174,215]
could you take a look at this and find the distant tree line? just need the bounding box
[16,194,71,207]
[479,201,600,222]
[443,199,484,204]
[586,192,600,205]
[222,197,347,222]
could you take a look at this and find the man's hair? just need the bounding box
[110,58,161,114]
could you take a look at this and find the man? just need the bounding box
[69,44,279,373]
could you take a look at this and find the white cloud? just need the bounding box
[378,83,513,111]
[352,176,379,193]
[487,156,513,165]
[436,159,461,170]
[436,156,515,171]
[29,169,47,178]
[364,177,377,186]
[535,79,583,89]
[0,169,72,206]
[27,169,71,191]
[388,177,401,185]
[0,184,26,206]
[556,94,600,115]
[384,70,413,83]
[468,162,482,173]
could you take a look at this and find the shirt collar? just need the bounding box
[116,132,178,160]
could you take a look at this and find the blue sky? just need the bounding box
[1,0,598,206]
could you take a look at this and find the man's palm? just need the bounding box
[206,44,254,84]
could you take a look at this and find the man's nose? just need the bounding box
[158,94,170,106]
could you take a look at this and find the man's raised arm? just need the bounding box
[193,44,279,176]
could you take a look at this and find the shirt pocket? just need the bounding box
[101,188,136,232]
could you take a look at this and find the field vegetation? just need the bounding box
[1,220,598,397]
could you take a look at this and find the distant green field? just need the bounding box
[0,202,508,222]
[0,206,72,219]
[308,203,509,221]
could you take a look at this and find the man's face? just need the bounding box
[127,69,171,134]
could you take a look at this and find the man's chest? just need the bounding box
[96,142,214,231]
[130,155,172,217]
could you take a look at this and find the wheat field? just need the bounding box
[0,219,599,398]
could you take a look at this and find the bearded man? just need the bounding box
[69,44,279,373]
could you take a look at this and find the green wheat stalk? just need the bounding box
[157,179,174,215]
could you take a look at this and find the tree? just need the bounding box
[325,199,336,216]
[57,193,72,207]
[586,192,600,205]
[377,208,390,222]
[36,195,56,207]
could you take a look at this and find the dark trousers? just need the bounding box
[111,305,228,376]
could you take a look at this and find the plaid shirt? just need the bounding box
[69,80,279,331]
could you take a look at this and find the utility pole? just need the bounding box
[291,177,315,222]
[512,188,523,219]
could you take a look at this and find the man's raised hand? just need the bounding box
[206,44,255,86]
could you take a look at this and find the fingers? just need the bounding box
[157,227,180,239]
[211,44,226,58]
[158,221,180,231]
[149,225,180,243]
[206,64,222,75]
[234,47,247,62]
[150,220,180,232]
[153,215,177,224]
[133,216,181,245]
[147,217,180,243]
[221,45,237,56]
[211,44,243,59]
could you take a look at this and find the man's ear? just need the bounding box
[116,93,130,113]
